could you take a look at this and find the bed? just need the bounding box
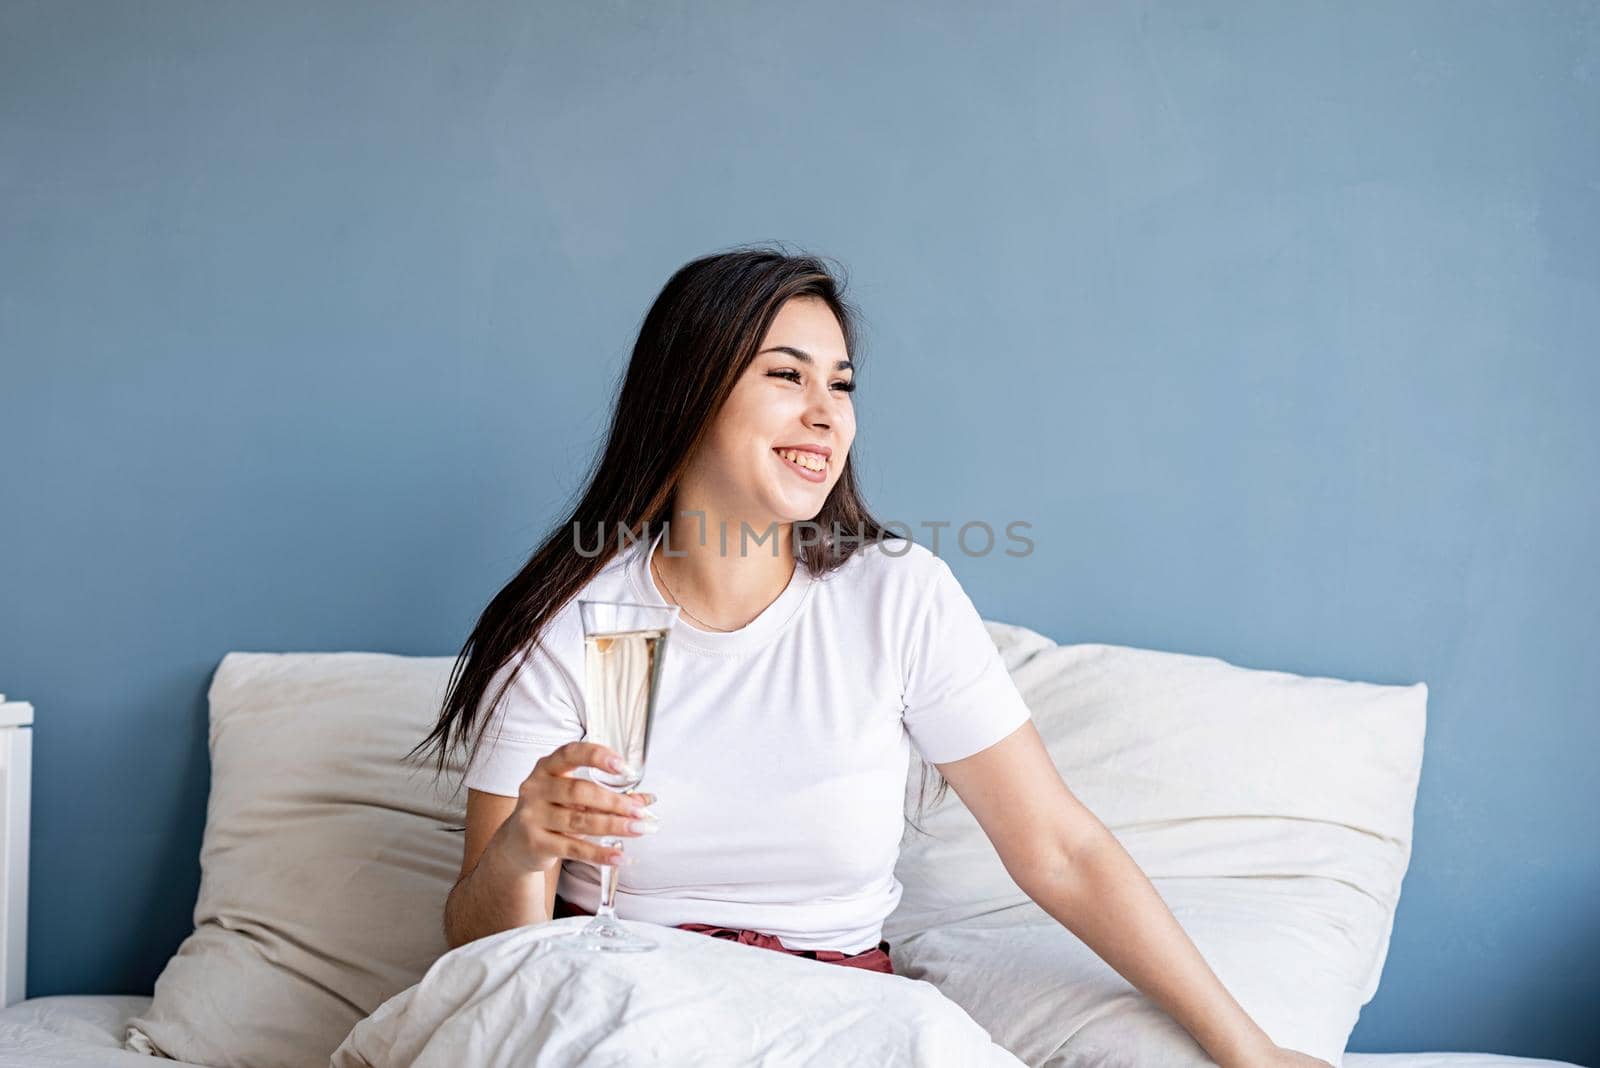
[0,629,1588,1068]
[0,993,1583,1068]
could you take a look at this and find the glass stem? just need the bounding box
[596,837,622,920]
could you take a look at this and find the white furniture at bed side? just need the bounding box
[1,699,33,1010]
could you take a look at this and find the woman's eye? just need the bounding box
[767,369,856,394]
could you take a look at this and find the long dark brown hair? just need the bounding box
[406,242,951,831]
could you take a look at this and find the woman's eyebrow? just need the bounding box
[758,345,853,372]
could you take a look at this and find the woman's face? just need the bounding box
[686,295,856,536]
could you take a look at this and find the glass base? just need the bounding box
[555,914,657,953]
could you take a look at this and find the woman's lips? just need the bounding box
[773,448,827,483]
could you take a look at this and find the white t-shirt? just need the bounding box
[462,524,1032,952]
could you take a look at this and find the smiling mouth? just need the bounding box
[773,448,828,481]
[773,447,827,472]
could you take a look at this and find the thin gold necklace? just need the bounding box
[650,546,795,634]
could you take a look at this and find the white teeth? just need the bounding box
[777,449,826,472]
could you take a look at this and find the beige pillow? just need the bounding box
[886,625,1429,1067]
[125,652,466,1068]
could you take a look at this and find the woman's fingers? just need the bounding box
[547,830,626,866]
[554,777,654,817]
[561,804,658,839]
[527,740,630,786]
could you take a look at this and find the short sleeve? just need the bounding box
[901,554,1032,765]
[461,631,586,797]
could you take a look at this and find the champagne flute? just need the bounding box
[556,599,678,953]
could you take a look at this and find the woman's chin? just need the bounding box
[782,484,832,514]
[756,493,825,530]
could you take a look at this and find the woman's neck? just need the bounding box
[649,511,795,633]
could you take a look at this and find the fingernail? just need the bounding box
[628,820,659,834]
[633,806,658,821]
[608,757,626,772]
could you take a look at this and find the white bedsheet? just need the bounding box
[331,918,1024,1067]
[0,990,1586,1068]
[0,994,209,1067]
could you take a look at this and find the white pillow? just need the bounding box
[125,652,467,1068]
[886,625,1427,1068]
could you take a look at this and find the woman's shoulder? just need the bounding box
[833,533,942,576]
[815,534,945,615]
[526,544,642,645]
[579,540,647,596]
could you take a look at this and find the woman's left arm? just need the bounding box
[935,721,1332,1068]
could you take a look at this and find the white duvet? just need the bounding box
[330,917,1026,1068]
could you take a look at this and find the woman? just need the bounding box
[411,245,1330,1068]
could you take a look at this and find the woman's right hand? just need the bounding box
[493,741,658,872]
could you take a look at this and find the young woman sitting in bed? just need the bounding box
[411,245,1330,1068]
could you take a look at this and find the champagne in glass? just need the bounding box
[556,599,677,953]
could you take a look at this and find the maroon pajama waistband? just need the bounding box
[552,895,895,975]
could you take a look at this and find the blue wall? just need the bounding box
[2,2,1595,1062]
